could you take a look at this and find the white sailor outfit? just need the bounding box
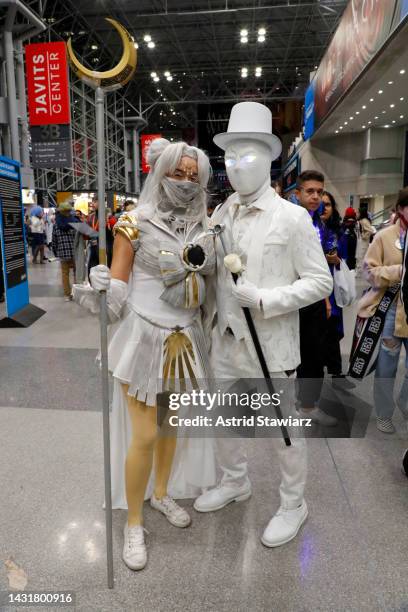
[107,210,217,507]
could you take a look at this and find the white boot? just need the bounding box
[194,483,251,512]
[122,523,147,570]
[261,501,308,547]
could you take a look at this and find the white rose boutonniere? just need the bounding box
[224,253,243,275]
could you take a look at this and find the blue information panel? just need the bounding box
[303,82,315,142]
[0,155,29,317]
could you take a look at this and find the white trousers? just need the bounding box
[211,326,307,510]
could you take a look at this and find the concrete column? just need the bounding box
[16,40,30,168]
[3,30,20,161]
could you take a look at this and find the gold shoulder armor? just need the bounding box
[113,213,140,244]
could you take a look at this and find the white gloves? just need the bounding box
[90,265,111,292]
[231,277,262,310]
[73,265,128,323]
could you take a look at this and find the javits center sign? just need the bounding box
[25,42,72,167]
[25,41,70,125]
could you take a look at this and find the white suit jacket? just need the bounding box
[209,186,333,372]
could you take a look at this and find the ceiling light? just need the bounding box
[370,98,374,102]
[339,126,343,130]
[157,88,160,92]
[91,44,98,50]
[368,121,372,124]
[400,69,406,74]
[375,116,379,119]
[384,125,390,128]
[164,71,170,77]
[362,105,367,109]
[362,125,366,129]
[151,72,157,78]
[390,104,395,108]
[335,130,339,134]
[356,111,360,115]
[388,81,394,85]
[258,35,266,42]
[314,65,318,69]
[344,121,348,125]
[400,97,404,101]
[166,75,173,81]
[240,29,248,37]
[147,41,155,49]
[400,115,404,118]
[378,89,383,94]
[349,116,354,120]
[172,111,176,115]
[153,76,160,82]
[382,110,386,114]
[392,120,396,124]
[133,42,138,49]
[258,28,266,36]
[241,37,248,43]
[144,34,152,42]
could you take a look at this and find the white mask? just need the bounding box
[225,140,272,198]
[158,177,204,222]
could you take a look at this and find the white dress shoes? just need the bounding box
[261,501,308,547]
[298,407,338,427]
[194,483,251,512]
[122,523,147,570]
[150,495,191,528]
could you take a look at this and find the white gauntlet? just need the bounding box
[72,265,128,323]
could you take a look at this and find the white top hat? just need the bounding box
[213,101,282,161]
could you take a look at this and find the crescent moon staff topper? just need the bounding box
[67,18,137,91]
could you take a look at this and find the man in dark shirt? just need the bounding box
[295,170,337,426]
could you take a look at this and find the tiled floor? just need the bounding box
[0,261,407,611]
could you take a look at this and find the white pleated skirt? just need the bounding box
[106,306,217,508]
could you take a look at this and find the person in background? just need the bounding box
[124,199,136,212]
[30,206,46,264]
[321,191,355,389]
[358,187,408,433]
[357,207,376,275]
[272,180,282,196]
[87,201,117,272]
[52,200,79,301]
[295,171,337,426]
[44,208,56,259]
[341,207,358,270]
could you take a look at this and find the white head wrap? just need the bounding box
[137,139,211,226]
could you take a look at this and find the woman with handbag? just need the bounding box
[358,187,408,433]
[321,192,355,387]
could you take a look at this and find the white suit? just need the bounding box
[209,186,332,508]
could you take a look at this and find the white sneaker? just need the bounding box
[376,417,395,433]
[193,483,251,513]
[261,501,308,548]
[298,407,338,427]
[122,523,147,570]
[150,495,191,528]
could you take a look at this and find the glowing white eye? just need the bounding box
[241,154,257,164]
[225,158,236,168]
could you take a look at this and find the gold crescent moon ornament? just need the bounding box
[67,18,137,91]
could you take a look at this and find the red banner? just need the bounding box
[141,134,162,173]
[25,41,71,126]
